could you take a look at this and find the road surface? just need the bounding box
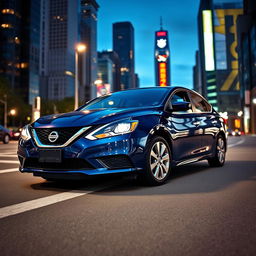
[0,136,255,256]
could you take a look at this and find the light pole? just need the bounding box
[10,108,16,127]
[75,43,86,110]
[0,94,7,128]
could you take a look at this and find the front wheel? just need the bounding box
[3,134,9,144]
[208,135,226,167]
[142,136,172,186]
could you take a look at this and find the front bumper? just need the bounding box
[18,132,146,179]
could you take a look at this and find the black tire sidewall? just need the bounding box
[144,136,172,185]
[3,134,9,144]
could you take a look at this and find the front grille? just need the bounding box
[33,127,83,145]
[24,158,94,171]
[97,155,134,169]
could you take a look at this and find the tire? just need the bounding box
[3,134,9,144]
[142,136,172,186]
[208,134,226,167]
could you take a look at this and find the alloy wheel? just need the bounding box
[150,141,170,181]
[4,135,9,144]
[217,137,225,164]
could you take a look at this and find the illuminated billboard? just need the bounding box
[154,30,170,86]
[202,10,215,71]
[214,8,243,92]
[96,83,111,97]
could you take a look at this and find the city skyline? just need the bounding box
[97,0,200,88]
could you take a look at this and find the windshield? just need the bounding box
[80,88,169,110]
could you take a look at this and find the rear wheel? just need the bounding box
[3,134,9,144]
[142,136,171,185]
[208,135,226,167]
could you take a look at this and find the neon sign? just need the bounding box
[157,55,167,62]
[157,31,167,37]
[157,39,167,48]
[159,62,167,86]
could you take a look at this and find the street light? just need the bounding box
[10,109,16,116]
[75,43,86,110]
[9,108,16,127]
[253,98,256,105]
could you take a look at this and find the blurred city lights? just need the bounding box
[76,43,86,53]
[238,111,243,117]
[10,109,16,116]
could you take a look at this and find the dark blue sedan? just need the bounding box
[18,87,227,185]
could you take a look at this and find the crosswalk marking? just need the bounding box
[0,160,19,164]
[0,168,19,174]
[0,155,18,158]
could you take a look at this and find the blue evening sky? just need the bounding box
[97,0,200,88]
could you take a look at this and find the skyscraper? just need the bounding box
[154,21,171,87]
[237,0,256,133]
[40,0,99,102]
[113,22,135,90]
[98,50,121,92]
[80,0,99,102]
[0,0,40,104]
[198,0,243,129]
[40,0,78,101]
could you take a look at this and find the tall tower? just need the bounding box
[40,0,78,101]
[0,0,40,104]
[113,22,135,89]
[80,0,99,101]
[154,18,171,86]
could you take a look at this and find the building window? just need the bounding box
[1,9,15,14]
[1,23,13,28]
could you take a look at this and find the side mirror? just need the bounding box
[171,101,191,112]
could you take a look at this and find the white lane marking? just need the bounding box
[0,150,17,155]
[0,155,18,158]
[228,138,246,148]
[0,185,112,219]
[0,168,18,174]
[0,160,19,164]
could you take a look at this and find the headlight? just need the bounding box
[86,120,138,140]
[21,125,31,141]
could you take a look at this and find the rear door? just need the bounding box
[188,91,219,155]
[164,90,203,161]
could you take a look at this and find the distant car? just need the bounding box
[11,128,22,140]
[227,128,241,136]
[0,125,11,144]
[18,87,227,185]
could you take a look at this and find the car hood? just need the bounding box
[32,107,161,128]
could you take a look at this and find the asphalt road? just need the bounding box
[0,136,255,256]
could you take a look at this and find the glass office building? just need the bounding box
[0,0,40,105]
[113,22,135,89]
[197,0,243,129]
[237,0,256,134]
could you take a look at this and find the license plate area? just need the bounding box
[39,149,62,163]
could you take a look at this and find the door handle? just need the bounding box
[192,121,201,126]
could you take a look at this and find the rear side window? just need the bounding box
[189,92,211,113]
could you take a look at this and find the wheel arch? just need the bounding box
[217,130,227,151]
[146,125,173,152]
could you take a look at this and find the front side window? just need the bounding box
[189,92,211,113]
[167,90,192,113]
